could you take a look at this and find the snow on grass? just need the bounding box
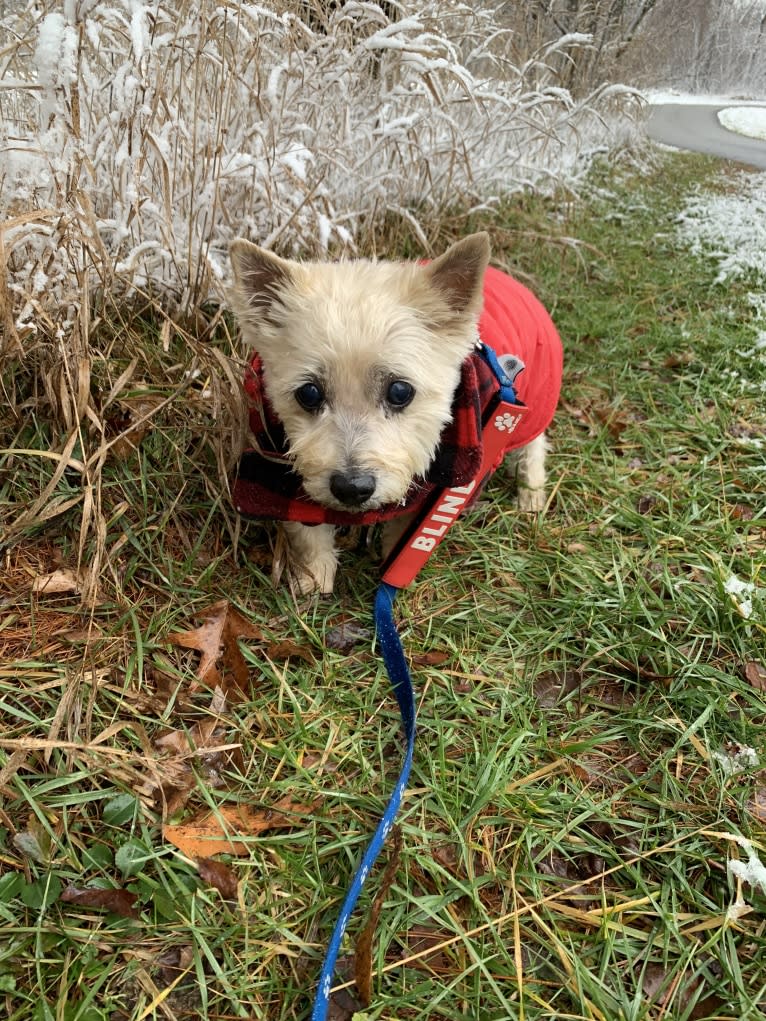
[711,745,760,776]
[676,170,766,286]
[675,164,766,396]
[643,90,766,105]
[729,835,766,896]
[718,106,766,140]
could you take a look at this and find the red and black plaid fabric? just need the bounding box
[232,265,562,525]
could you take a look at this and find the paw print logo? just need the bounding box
[494,411,521,433]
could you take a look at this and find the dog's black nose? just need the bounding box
[330,471,376,506]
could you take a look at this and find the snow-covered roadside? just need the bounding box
[642,90,766,106]
[675,167,766,384]
[643,89,766,145]
[718,107,766,142]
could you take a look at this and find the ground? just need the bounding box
[1,150,765,1021]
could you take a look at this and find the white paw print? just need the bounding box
[494,411,521,433]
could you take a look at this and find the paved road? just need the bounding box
[648,103,766,169]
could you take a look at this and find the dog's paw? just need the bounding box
[291,553,337,596]
[515,486,547,513]
[278,522,338,596]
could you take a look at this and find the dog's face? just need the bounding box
[229,234,490,511]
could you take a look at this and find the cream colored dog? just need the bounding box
[229,234,551,594]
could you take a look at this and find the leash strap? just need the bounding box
[311,581,414,1020]
[310,342,524,1017]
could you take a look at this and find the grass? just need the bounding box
[1,149,766,1021]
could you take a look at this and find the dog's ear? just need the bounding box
[230,239,294,319]
[424,232,490,317]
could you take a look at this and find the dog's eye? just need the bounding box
[386,380,415,409]
[294,381,324,411]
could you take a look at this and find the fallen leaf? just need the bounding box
[747,788,766,823]
[730,503,754,520]
[61,884,139,919]
[149,719,240,818]
[663,352,694,368]
[168,600,262,697]
[636,494,658,515]
[326,622,371,652]
[355,827,402,1005]
[157,945,194,985]
[163,795,321,857]
[532,669,581,707]
[31,569,81,595]
[197,857,239,900]
[641,963,724,1021]
[12,824,50,863]
[411,650,450,667]
[399,926,455,973]
[154,718,225,756]
[593,404,630,440]
[744,661,766,692]
[105,396,163,460]
[265,639,315,664]
[327,987,364,1020]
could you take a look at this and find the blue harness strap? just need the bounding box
[309,344,520,1018]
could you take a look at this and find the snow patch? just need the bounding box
[729,836,766,895]
[718,106,766,141]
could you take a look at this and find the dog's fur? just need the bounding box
[229,233,547,594]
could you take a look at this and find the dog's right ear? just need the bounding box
[230,239,294,319]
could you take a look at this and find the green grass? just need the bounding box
[1,150,766,1021]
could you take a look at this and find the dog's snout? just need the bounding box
[330,471,376,506]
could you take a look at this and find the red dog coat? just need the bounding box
[232,265,562,524]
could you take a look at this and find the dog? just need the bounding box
[229,233,562,594]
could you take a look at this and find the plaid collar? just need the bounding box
[232,350,496,526]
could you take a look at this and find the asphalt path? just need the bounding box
[647,103,766,169]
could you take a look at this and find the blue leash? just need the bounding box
[309,344,521,1017]
[310,581,414,1019]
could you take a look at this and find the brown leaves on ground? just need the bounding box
[30,568,83,596]
[743,660,766,692]
[264,639,315,664]
[197,857,239,900]
[104,394,164,461]
[61,884,140,919]
[148,716,242,819]
[168,600,263,698]
[163,795,321,858]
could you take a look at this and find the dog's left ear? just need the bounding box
[424,232,490,317]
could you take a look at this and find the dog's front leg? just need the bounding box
[508,432,548,512]
[281,522,338,595]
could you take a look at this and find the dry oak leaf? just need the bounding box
[197,856,239,900]
[31,568,82,595]
[150,719,238,818]
[61,884,140,919]
[163,795,321,858]
[265,639,315,664]
[168,600,262,697]
[744,661,766,693]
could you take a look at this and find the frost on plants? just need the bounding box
[729,836,766,896]
[0,0,642,337]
